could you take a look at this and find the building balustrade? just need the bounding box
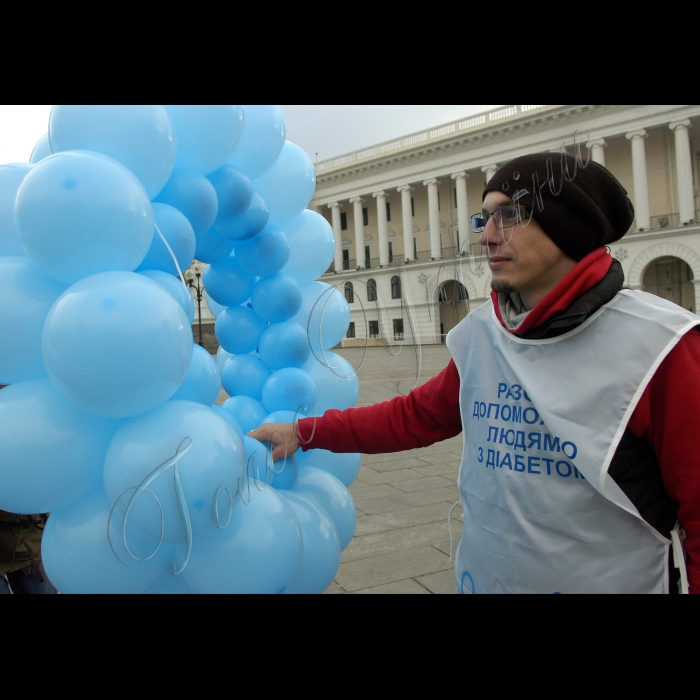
[650,213,681,230]
[316,105,552,173]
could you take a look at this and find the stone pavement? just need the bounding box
[323,345,463,594]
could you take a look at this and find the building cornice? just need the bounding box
[315,105,604,185]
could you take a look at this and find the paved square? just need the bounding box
[325,345,463,594]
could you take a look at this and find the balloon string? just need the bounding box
[154,222,196,320]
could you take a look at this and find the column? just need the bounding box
[424,178,442,259]
[398,185,413,262]
[373,191,390,267]
[328,202,343,273]
[350,197,365,269]
[451,172,470,249]
[626,129,651,230]
[670,119,695,224]
[482,164,498,186]
[588,138,607,167]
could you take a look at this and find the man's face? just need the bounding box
[480,191,577,309]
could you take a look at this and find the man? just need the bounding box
[252,152,700,594]
[0,385,56,594]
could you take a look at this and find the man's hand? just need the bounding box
[247,423,300,463]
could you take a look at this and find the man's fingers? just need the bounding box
[271,445,291,463]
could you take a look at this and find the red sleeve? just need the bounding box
[297,360,462,454]
[628,329,700,594]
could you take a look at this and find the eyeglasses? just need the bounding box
[471,205,531,245]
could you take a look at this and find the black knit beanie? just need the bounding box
[483,152,635,262]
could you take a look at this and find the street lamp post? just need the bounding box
[184,262,206,347]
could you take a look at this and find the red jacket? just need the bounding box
[298,250,700,593]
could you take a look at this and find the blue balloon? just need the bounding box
[207,166,253,226]
[142,568,196,595]
[252,142,316,225]
[139,269,195,324]
[49,105,176,199]
[15,151,154,284]
[220,354,271,401]
[182,486,302,594]
[228,105,286,179]
[42,486,171,594]
[251,274,302,323]
[31,134,53,164]
[271,454,299,491]
[202,256,255,308]
[170,345,221,406]
[205,291,227,318]
[283,210,336,284]
[212,405,245,443]
[154,167,218,236]
[290,466,356,550]
[292,282,350,354]
[104,401,244,543]
[42,272,193,418]
[216,307,266,355]
[0,257,67,384]
[262,368,317,415]
[262,410,307,424]
[234,224,289,277]
[221,396,268,435]
[137,203,196,277]
[194,226,234,264]
[0,379,122,514]
[296,450,362,488]
[167,105,244,175]
[216,192,269,241]
[259,321,310,370]
[217,347,233,371]
[302,352,359,414]
[244,436,274,485]
[0,163,34,256]
[282,492,341,594]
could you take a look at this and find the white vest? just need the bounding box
[447,290,699,594]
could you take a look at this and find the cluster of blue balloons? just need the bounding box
[0,105,361,594]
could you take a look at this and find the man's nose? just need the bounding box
[478,217,500,247]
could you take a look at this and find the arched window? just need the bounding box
[345,282,354,304]
[391,276,402,300]
[367,279,377,302]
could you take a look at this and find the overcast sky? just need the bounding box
[0,105,505,167]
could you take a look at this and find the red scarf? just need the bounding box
[491,247,613,335]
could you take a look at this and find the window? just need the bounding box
[367,279,377,302]
[347,322,356,339]
[369,320,380,338]
[391,276,402,299]
[393,319,404,341]
[386,203,391,222]
[388,242,394,263]
[414,238,418,259]
[363,208,369,227]
[342,249,350,271]
[340,212,348,231]
[365,245,371,269]
[345,282,354,304]
[411,197,415,217]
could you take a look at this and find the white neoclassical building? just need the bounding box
[309,104,700,347]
